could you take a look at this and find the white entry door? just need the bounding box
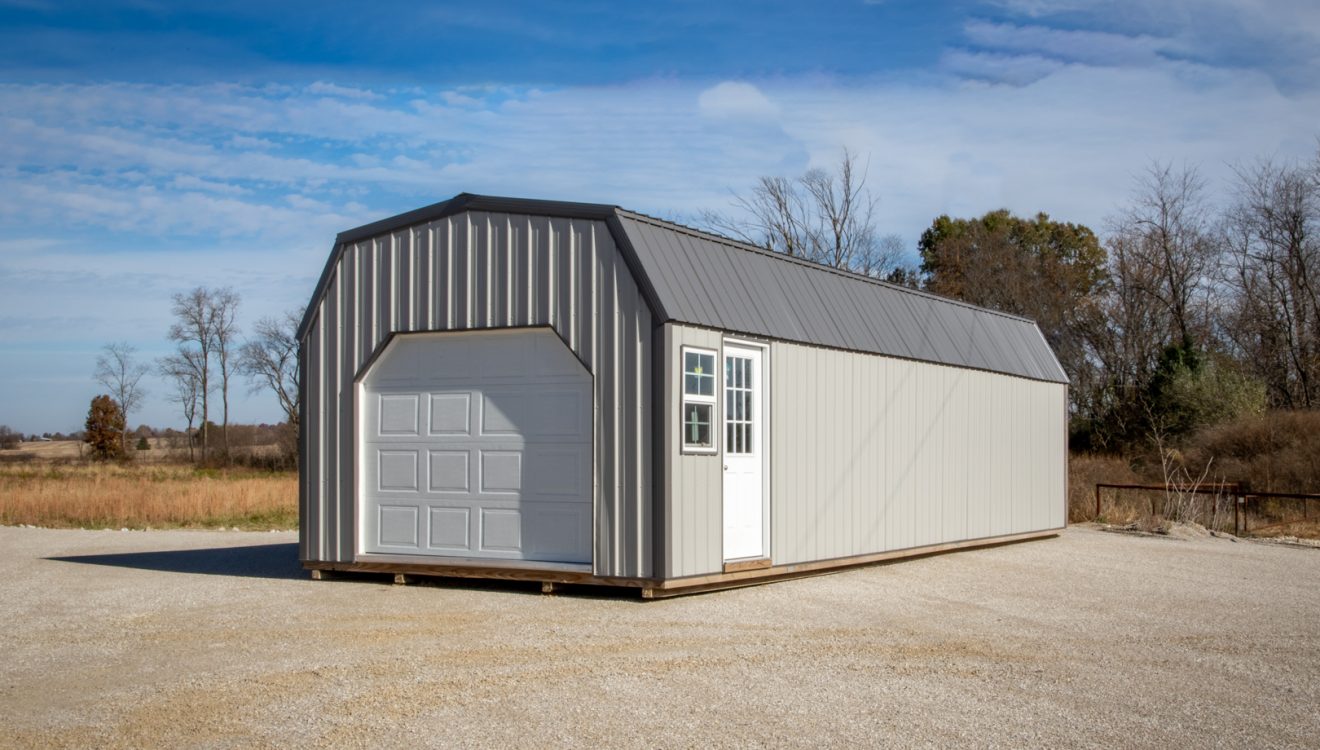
[723,343,766,560]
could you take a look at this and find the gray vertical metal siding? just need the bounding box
[300,211,653,578]
[660,323,725,578]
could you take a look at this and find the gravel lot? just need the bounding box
[1,525,1317,749]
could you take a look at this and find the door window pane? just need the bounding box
[724,353,756,456]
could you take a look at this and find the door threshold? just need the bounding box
[722,557,772,573]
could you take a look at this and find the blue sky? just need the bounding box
[2,0,1319,434]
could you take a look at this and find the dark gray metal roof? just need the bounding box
[302,193,1068,384]
[611,211,1069,384]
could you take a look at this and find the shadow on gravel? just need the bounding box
[48,543,303,580]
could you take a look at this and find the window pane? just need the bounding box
[743,391,752,421]
[683,402,712,448]
[686,351,716,398]
[725,357,733,386]
[744,424,753,453]
[727,422,735,450]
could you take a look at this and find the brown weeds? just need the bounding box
[0,463,297,530]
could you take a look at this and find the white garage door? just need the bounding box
[359,329,592,564]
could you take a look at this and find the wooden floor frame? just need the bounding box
[304,528,1061,598]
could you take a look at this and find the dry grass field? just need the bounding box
[0,459,296,531]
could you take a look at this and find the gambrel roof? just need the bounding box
[301,193,1069,384]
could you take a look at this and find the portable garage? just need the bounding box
[298,194,1067,596]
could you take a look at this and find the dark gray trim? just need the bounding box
[605,213,671,324]
[337,193,619,245]
[298,193,625,343]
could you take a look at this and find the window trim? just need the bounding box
[680,345,719,454]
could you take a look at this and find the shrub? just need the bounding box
[1069,454,1142,523]
[1184,410,1320,493]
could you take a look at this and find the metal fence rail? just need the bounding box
[1094,482,1320,536]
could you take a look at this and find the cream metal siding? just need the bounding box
[658,329,1066,577]
[300,210,653,578]
[770,341,1066,566]
[659,324,725,578]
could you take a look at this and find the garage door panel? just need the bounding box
[480,391,527,435]
[428,393,471,435]
[378,505,419,547]
[426,450,469,492]
[479,450,522,493]
[378,394,420,436]
[427,507,470,550]
[480,508,522,552]
[361,329,591,564]
[377,450,419,492]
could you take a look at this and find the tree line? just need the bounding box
[85,289,302,464]
[706,147,1320,454]
[70,145,1320,465]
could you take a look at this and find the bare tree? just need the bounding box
[169,287,221,461]
[211,288,241,461]
[159,350,205,462]
[1078,230,1172,448]
[239,307,303,429]
[1219,155,1320,408]
[93,342,149,453]
[701,149,901,277]
[1108,162,1217,347]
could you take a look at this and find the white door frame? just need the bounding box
[721,338,770,561]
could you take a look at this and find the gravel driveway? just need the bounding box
[1,525,1316,748]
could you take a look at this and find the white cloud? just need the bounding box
[169,174,249,195]
[940,49,1065,85]
[961,20,1185,67]
[306,81,382,100]
[698,81,780,121]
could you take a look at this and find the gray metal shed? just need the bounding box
[298,194,1067,596]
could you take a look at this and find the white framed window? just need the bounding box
[681,346,718,453]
